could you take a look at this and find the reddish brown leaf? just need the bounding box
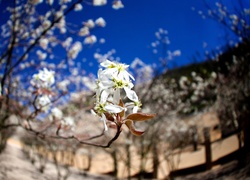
[126,113,156,121]
[104,113,114,121]
[125,119,144,136]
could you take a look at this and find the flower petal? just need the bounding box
[124,87,138,102]
[104,104,124,113]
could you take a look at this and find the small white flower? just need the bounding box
[100,59,134,81]
[36,50,47,60]
[84,19,95,29]
[67,41,82,59]
[39,38,49,50]
[79,26,89,36]
[31,68,55,88]
[93,0,107,6]
[35,95,51,112]
[30,0,43,5]
[47,0,54,5]
[95,17,106,27]
[57,79,70,92]
[51,107,63,119]
[112,0,124,10]
[74,3,83,11]
[94,101,124,131]
[124,88,141,113]
[84,35,97,44]
[62,116,75,127]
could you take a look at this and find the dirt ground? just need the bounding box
[1,111,249,180]
[0,141,114,180]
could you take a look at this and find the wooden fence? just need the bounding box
[169,127,242,177]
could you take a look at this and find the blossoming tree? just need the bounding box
[0,0,155,152]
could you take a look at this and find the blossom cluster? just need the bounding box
[30,68,55,111]
[92,60,142,131]
[91,60,156,135]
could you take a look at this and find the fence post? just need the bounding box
[191,125,198,151]
[203,127,212,170]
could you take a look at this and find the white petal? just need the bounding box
[133,106,139,113]
[101,113,108,131]
[100,59,113,68]
[124,87,138,102]
[100,90,109,103]
[113,89,120,105]
[104,104,124,113]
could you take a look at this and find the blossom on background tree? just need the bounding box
[192,0,250,45]
[151,28,181,74]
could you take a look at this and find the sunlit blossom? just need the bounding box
[84,19,95,29]
[39,38,49,49]
[35,95,51,112]
[112,0,124,10]
[84,35,97,44]
[30,0,43,5]
[67,41,82,59]
[62,116,75,128]
[79,26,89,36]
[31,68,55,89]
[36,50,47,60]
[95,17,106,27]
[74,3,83,11]
[93,0,107,6]
[51,107,63,119]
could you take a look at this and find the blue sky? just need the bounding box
[0,0,243,75]
[78,0,240,73]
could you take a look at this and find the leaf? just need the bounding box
[104,112,114,121]
[126,113,156,121]
[125,119,144,136]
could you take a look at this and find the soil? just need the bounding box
[0,142,114,180]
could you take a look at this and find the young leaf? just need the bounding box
[124,119,144,136]
[126,113,156,121]
[104,112,114,121]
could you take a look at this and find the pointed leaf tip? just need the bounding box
[126,113,156,121]
[125,119,145,136]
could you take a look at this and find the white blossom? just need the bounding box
[51,107,63,119]
[30,0,43,5]
[74,3,83,11]
[112,0,124,10]
[35,95,51,112]
[84,35,97,44]
[95,17,106,27]
[93,0,107,6]
[62,116,75,127]
[79,26,89,36]
[31,68,55,88]
[39,38,49,49]
[84,19,95,29]
[57,79,70,92]
[36,50,47,60]
[67,41,82,59]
